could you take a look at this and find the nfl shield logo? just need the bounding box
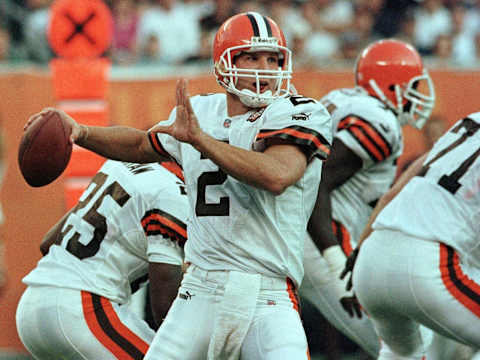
[223,118,231,128]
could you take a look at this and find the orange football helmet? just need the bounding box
[213,12,293,108]
[355,39,435,129]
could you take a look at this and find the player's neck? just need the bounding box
[226,92,253,117]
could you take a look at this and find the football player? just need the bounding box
[16,160,188,359]
[24,11,332,360]
[301,39,435,357]
[351,112,480,359]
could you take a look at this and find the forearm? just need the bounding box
[307,177,338,253]
[40,210,73,255]
[194,132,304,194]
[77,125,160,163]
[149,263,183,328]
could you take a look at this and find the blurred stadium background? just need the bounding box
[2,0,480,358]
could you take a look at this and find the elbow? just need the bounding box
[136,138,159,163]
[40,244,48,256]
[264,174,292,195]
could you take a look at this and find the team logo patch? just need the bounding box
[292,113,310,121]
[223,118,232,128]
[247,107,266,122]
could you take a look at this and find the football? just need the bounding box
[18,111,72,187]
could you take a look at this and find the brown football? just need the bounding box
[18,111,72,187]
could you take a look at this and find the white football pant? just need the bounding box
[16,286,155,359]
[354,229,480,360]
[144,264,310,360]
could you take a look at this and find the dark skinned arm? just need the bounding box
[148,262,184,329]
[40,209,74,256]
[307,138,363,318]
[307,138,362,253]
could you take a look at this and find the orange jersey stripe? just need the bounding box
[439,244,480,317]
[142,213,187,239]
[257,128,331,157]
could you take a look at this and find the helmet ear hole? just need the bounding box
[388,84,395,91]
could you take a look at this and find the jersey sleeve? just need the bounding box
[147,108,182,165]
[255,96,332,161]
[335,113,397,167]
[143,207,187,265]
[141,174,189,265]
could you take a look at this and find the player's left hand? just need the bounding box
[340,247,359,291]
[150,78,203,146]
[340,293,362,318]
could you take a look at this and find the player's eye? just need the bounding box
[268,56,279,64]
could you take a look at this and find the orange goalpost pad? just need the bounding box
[64,145,106,178]
[57,100,110,127]
[64,177,92,210]
[50,58,111,100]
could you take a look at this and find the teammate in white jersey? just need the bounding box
[349,112,480,359]
[24,11,332,360]
[300,39,436,357]
[16,160,188,359]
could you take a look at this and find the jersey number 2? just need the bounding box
[195,150,229,216]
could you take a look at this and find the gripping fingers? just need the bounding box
[340,295,363,319]
[25,108,54,130]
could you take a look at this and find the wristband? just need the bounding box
[323,245,347,274]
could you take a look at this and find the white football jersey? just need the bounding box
[23,161,189,304]
[373,113,480,267]
[149,93,332,286]
[319,87,403,252]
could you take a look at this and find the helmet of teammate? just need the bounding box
[213,12,293,108]
[355,39,435,129]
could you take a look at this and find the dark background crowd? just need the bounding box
[1,0,480,70]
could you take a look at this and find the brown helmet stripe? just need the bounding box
[246,13,260,37]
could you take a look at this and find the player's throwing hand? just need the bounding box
[151,79,203,146]
[24,108,84,145]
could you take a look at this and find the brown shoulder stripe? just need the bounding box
[142,209,187,247]
[339,116,392,162]
[148,131,168,157]
[257,125,331,160]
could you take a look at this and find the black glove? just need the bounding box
[340,247,359,291]
[340,293,362,318]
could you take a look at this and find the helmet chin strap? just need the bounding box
[238,88,274,108]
